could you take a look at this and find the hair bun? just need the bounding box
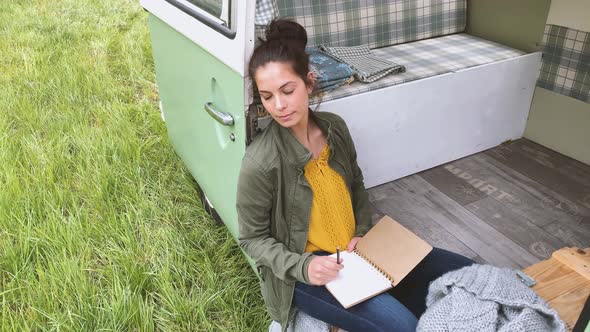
[265,19,307,50]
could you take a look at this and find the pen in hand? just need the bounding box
[337,246,341,265]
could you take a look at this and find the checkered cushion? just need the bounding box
[275,0,466,48]
[310,33,524,103]
[255,0,278,26]
[537,24,590,103]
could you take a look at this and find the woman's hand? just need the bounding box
[307,256,343,286]
[347,237,362,252]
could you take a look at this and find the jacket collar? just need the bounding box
[271,110,334,171]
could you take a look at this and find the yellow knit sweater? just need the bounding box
[304,144,355,253]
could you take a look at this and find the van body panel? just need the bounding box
[148,14,245,240]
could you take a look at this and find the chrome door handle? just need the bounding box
[204,102,234,126]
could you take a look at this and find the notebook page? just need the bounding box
[325,251,392,308]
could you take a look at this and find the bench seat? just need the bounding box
[317,33,525,103]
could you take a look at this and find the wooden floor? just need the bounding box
[368,138,590,269]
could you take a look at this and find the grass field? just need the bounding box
[0,0,267,330]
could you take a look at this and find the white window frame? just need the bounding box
[141,0,255,77]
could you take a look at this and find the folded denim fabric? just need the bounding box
[318,44,405,83]
[307,48,354,93]
[315,77,354,92]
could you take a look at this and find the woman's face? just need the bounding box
[255,61,313,129]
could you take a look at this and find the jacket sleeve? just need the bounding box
[341,121,374,237]
[237,156,314,284]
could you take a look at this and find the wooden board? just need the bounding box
[553,247,590,281]
[523,247,590,331]
[548,282,590,331]
[524,257,587,300]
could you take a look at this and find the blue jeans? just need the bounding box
[293,248,474,332]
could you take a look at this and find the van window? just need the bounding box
[188,0,221,17]
[184,0,232,28]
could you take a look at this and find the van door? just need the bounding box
[141,0,254,239]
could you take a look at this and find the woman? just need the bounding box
[237,20,473,332]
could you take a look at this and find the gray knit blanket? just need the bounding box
[268,310,330,332]
[417,264,566,332]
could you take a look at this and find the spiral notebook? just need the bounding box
[325,215,432,308]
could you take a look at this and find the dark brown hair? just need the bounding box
[248,19,313,93]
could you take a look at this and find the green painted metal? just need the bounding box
[466,0,590,166]
[525,87,590,166]
[148,14,245,240]
[466,0,551,53]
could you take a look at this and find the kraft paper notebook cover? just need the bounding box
[325,215,432,308]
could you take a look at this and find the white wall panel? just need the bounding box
[319,53,542,188]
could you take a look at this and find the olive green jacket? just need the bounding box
[236,111,373,330]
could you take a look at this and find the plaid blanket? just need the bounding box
[275,0,467,49]
[537,24,590,103]
[311,34,524,103]
[255,0,277,26]
[318,45,405,83]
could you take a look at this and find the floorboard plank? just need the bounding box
[486,139,590,210]
[368,181,482,262]
[465,197,566,260]
[464,154,590,246]
[429,153,589,235]
[370,199,488,265]
[543,222,589,249]
[369,176,538,269]
[509,139,590,189]
[419,165,487,206]
[367,138,590,268]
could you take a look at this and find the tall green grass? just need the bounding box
[0,0,267,330]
